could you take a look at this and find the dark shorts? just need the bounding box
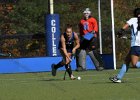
[59,48,72,53]
[130,46,140,56]
[80,37,98,50]
[66,49,72,53]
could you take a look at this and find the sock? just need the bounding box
[65,64,72,77]
[117,64,127,80]
[55,62,64,69]
[136,61,140,68]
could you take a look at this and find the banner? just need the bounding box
[46,14,60,56]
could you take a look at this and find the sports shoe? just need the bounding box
[70,75,76,80]
[51,64,57,76]
[109,76,121,83]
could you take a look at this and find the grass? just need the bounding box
[0,69,140,100]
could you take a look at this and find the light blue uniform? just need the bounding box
[127,18,140,47]
[117,17,140,80]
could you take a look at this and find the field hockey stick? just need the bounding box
[63,70,67,80]
[69,53,76,61]
[116,29,131,40]
[0,52,11,57]
[71,53,76,60]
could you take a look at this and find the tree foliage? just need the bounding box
[0,0,140,62]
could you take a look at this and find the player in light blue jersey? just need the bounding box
[110,8,140,83]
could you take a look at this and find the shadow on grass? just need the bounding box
[90,81,128,85]
[39,78,65,82]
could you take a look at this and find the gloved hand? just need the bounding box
[91,30,97,37]
[117,28,125,38]
[91,30,95,34]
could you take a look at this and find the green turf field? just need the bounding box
[0,69,140,100]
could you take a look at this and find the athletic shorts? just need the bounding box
[130,46,140,56]
[66,49,72,53]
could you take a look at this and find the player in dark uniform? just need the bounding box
[51,24,80,80]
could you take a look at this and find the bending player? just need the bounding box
[51,24,80,80]
[110,8,140,83]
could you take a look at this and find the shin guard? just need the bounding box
[65,64,72,77]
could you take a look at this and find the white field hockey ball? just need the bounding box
[77,76,81,80]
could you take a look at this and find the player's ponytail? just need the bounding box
[134,8,140,17]
[134,8,140,31]
[138,16,140,31]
